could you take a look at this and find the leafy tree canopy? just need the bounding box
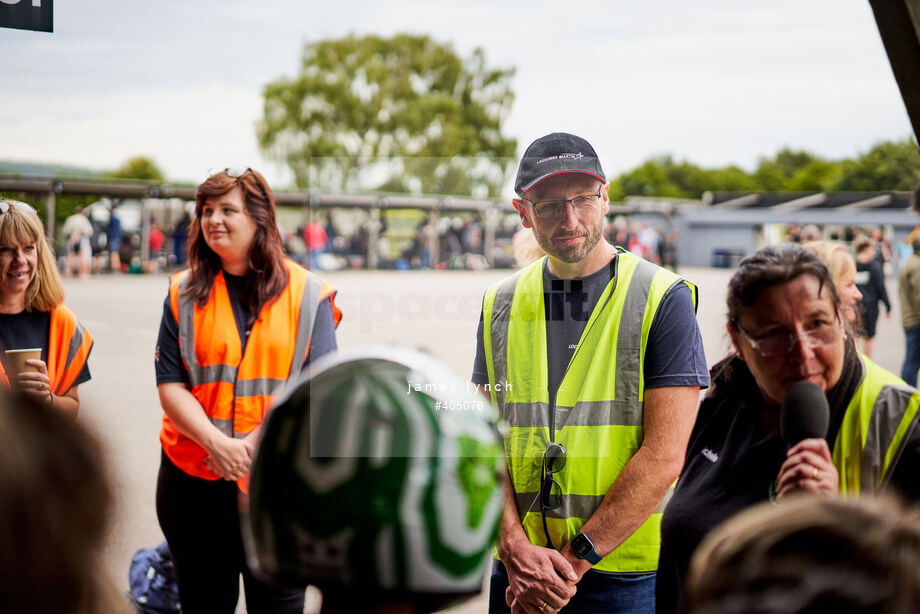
[107,156,164,181]
[258,33,517,198]
[609,138,919,202]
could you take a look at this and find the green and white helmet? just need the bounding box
[243,348,504,605]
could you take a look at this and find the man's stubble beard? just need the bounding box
[534,217,604,264]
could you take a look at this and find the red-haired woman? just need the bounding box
[154,168,340,613]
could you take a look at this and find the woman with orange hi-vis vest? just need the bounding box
[0,199,93,418]
[154,168,340,614]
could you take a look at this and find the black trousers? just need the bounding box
[156,451,305,614]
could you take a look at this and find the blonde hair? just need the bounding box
[512,228,546,268]
[685,496,920,614]
[802,240,853,290]
[0,203,64,311]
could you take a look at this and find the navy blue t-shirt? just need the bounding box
[155,273,337,385]
[0,310,92,388]
[471,256,709,396]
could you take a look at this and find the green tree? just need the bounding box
[706,165,758,193]
[830,138,920,191]
[609,155,749,201]
[610,155,703,200]
[752,148,823,191]
[107,156,164,181]
[258,34,517,197]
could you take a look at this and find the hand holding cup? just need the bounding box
[5,349,51,403]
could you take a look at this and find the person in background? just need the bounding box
[108,206,123,273]
[896,226,920,274]
[853,236,891,359]
[684,496,920,614]
[302,218,327,269]
[511,227,545,269]
[147,221,165,274]
[870,228,891,265]
[62,205,94,278]
[171,209,191,267]
[661,230,679,272]
[0,389,126,614]
[802,241,863,326]
[0,199,93,417]
[154,167,341,614]
[899,235,920,387]
[657,244,920,614]
[799,224,821,243]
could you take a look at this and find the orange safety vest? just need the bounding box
[0,305,93,395]
[159,259,340,489]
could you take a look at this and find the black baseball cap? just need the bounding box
[514,132,606,194]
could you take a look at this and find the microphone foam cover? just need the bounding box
[780,380,830,446]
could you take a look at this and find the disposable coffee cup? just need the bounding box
[5,348,42,378]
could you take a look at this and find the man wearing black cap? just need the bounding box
[472,133,709,613]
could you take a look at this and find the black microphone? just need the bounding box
[780,381,830,448]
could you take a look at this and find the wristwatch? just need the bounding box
[571,532,601,564]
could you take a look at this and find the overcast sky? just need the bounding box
[2,0,913,192]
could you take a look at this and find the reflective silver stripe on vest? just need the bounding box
[515,491,604,520]
[615,257,657,402]
[64,319,86,370]
[236,377,288,398]
[515,486,673,521]
[289,273,324,375]
[559,399,645,428]
[503,402,552,428]
[175,274,241,388]
[212,418,234,438]
[176,271,208,385]
[490,269,525,413]
[655,486,675,514]
[862,384,920,490]
[504,400,645,428]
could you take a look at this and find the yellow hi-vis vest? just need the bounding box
[482,251,697,573]
[833,354,920,494]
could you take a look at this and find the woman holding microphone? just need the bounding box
[656,244,920,613]
[0,199,93,417]
[154,168,340,613]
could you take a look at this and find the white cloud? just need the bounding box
[1,0,913,186]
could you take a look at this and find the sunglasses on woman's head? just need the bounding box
[0,200,38,216]
[207,167,253,179]
[206,167,272,203]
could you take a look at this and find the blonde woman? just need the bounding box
[0,199,93,417]
[803,240,863,327]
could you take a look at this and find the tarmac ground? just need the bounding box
[63,266,906,613]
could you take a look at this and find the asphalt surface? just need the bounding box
[63,266,906,613]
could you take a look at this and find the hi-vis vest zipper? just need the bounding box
[482,250,696,573]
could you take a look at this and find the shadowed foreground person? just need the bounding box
[0,390,125,614]
[685,496,920,614]
[243,349,506,613]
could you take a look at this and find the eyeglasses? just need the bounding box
[0,200,38,216]
[520,189,603,219]
[735,312,845,357]
[540,442,566,510]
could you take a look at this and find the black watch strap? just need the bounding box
[573,532,601,565]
